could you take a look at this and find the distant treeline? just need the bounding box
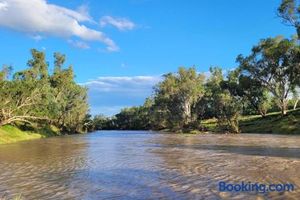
[0,49,89,133]
[88,0,300,133]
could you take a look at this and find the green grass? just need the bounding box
[201,118,218,132]
[0,124,60,144]
[240,109,300,134]
[201,109,300,134]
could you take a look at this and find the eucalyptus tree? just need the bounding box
[152,67,205,131]
[278,0,300,38]
[238,75,271,117]
[50,53,89,133]
[202,67,224,119]
[277,0,300,111]
[0,49,51,126]
[204,67,242,133]
[237,36,300,115]
[0,49,89,133]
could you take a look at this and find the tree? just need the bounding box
[50,53,89,133]
[0,49,89,133]
[54,52,66,73]
[278,0,300,38]
[201,67,224,119]
[0,75,50,126]
[238,75,271,117]
[27,49,49,80]
[152,67,205,131]
[215,90,241,133]
[92,115,111,130]
[112,98,153,130]
[237,36,300,115]
[204,67,241,133]
[0,51,51,126]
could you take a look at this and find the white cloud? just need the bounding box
[76,4,93,23]
[0,0,119,51]
[82,75,162,116]
[68,39,90,49]
[0,1,8,11]
[84,76,162,93]
[100,16,135,31]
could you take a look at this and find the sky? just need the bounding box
[0,0,296,116]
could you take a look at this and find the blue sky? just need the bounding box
[0,0,296,116]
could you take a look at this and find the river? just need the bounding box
[0,131,300,199]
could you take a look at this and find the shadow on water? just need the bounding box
[160,144,300,159]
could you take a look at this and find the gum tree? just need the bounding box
[152,67,205,131]
[237,37,300,115]
[278,0,300,38]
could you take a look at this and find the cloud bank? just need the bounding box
[83,76,162,116]
[0,0,119,51]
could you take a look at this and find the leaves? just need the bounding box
[238,37,300,115]
[0,49,89,133]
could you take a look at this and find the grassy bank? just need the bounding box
[1,109,299,144]
[0,124,60,144]
[201,109,300,134]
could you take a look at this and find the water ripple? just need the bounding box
[0,132,299,199]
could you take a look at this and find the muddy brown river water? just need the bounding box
[0,131,300,200]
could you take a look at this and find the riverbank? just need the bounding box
[0,125,60,144]
[202,109,300,134]
[1,109,299,144]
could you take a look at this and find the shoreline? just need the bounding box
[1,116,299,145]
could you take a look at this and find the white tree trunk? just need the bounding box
[294,99,299,110]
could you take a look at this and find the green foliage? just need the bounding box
[91,115,112,130]
[151,67,205,131]
[0,49,89,134]
[205,67,242,133]
[103,61,298,134]
[104,67,244,133]
[278,0,300,37]
[113,98,153,130]
[238,75,271,117]
[215,91,240,133]
[237,37,300,115]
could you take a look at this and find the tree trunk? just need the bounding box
[281,99,288,116]
[259,109,267,118]
[294,99,299,110]
[183,101,191,126]
[0,116,50,127]
[281,108,287,116]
